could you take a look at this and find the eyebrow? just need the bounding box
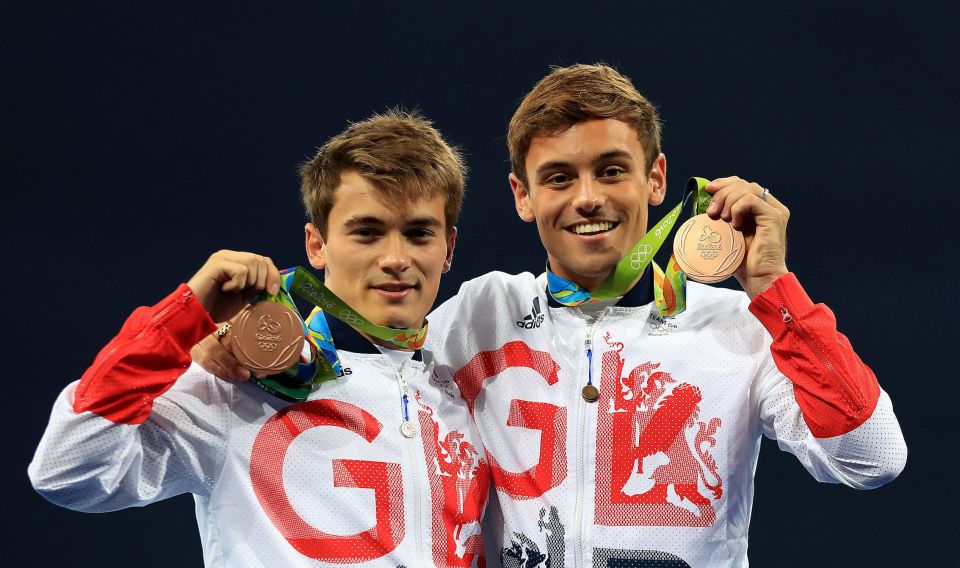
[534,149,634,177]
[342,215,443,229]
[343,215,386,228]
[404,216,443,229]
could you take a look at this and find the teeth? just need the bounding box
[572,222,613,235]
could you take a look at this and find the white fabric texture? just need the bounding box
[425,271,906,568]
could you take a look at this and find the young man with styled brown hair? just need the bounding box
[30,109,491,567]
[426,63,906,567]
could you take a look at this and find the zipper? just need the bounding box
[769,286,865,411]
[396,362,426,565]
[573,308,607,568]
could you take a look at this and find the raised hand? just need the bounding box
[703,177,789,299]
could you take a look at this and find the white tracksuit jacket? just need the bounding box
[425,271,906,568]
[29,285,490,567]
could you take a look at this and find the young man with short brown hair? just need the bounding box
[426,63,906,567]
[30,110,491,567]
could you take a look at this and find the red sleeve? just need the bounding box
[72,284,217,425]
[748,273,881,438]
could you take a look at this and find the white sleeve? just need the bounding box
[755,358,907,490]
[29,366,232,512]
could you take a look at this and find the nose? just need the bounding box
[379,233,411,274]
[572,177,603,214]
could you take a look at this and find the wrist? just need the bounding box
[743,267,789,299]
[185,279,215,314]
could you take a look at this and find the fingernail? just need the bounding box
[707,202,717,214]
[269,283,280,295]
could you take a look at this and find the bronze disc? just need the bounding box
[582,384,599,403]
[672,214,745,283]
[226,301,305,374]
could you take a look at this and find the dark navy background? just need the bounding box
[3,2,956,565]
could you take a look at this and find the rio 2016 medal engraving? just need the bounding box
[226,301,305,374]
[672,214,745,283]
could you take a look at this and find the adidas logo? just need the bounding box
[516,297,545,329]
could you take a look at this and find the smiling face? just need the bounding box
[305,171,456,334]
[510,118,666,290]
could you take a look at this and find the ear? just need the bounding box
[648,153,667,206]
[304,223,327,270]
[442,226,458,273]
[509,173,536,222]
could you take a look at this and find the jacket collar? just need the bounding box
[546,267,654,309]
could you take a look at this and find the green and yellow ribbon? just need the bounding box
[253,267,429,402]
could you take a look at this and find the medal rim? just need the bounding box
[230,301,305,373]
[673,214,745,283]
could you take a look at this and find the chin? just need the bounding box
[380,311,422,330]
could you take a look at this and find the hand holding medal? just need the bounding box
[187,250,284,382]
[700,176,790,299]
[186,250,282,324]
[672,177,746,284]
[194,264,430,403]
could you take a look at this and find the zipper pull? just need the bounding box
[582,322,599,402]
[397,368,416,438]
[780,307,793,323]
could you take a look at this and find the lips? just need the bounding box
[566,220,619,236]
[371,282,417,300]
[373,282,416,292]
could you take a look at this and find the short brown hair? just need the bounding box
[300,109,466,237]
[508,63,662,188]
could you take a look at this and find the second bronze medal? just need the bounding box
[224,301,305,374]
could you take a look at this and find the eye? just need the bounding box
[352,228,379,240]
[600,166,626,179]
[544,173,573,187]
[406,228,435,242]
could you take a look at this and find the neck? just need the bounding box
[548,261,647,297]
[546,261,610,293]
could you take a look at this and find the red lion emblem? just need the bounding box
[595,332,722,527]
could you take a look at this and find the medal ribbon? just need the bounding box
[279,267,428,349]
[547,177,712,317]
[253,266,429,402]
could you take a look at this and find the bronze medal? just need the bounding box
[672,214,745,283]
[581,384,599,403]
[225,301,305,374]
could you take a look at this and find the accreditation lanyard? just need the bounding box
[253,267,428,402]
[547,177,711,318]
